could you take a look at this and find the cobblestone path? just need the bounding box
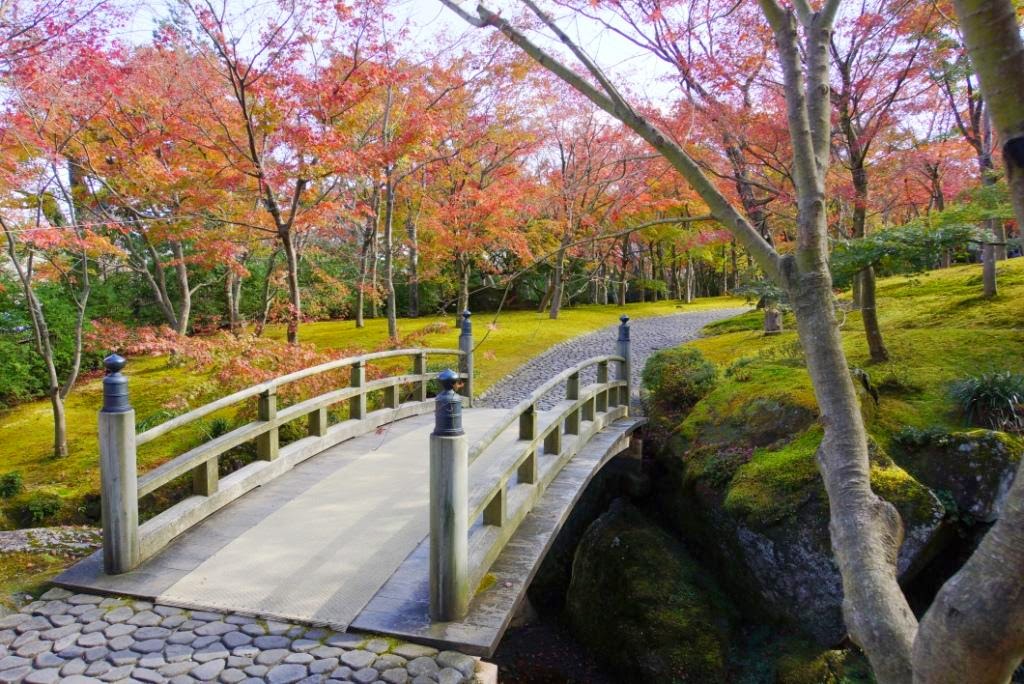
[478,308,748,411]
[0,589,485,684]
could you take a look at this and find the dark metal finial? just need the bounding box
[460,310,472,335]
[102,354,131,413]
[618,314,630,342]
[433,369,464,436]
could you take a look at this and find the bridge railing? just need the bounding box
[428,315,633,621]
[98,313,477,575]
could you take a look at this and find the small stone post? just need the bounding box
[616,315,632,412]
[98,354,139,574]
[430,370,469,621]
[458,310,474,407]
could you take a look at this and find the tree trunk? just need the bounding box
[685,257,695,303]
[226,271,239,334]
[383,175,398,341]
[982,241,997,297]
[860,267,889,362]
[406,210,420,317]
[171,241,191,336]
[281,233,301,344]
[549,244,567,319]
[255,249,278,337]
[456,257,471,326]
[50,390,67,459]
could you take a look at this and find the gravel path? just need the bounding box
[478,308,748,411]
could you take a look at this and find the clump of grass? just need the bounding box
[0,471,24,499]
[950,370,1024,432]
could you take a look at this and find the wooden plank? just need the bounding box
[137,401,437,563]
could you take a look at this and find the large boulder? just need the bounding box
[892,428,1023,523]
[566,500,735,683]
[654,417,945,646]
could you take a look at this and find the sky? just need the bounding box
[113,0,678,104]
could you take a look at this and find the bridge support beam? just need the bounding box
[98,355,140,575]
[430,370,469,621]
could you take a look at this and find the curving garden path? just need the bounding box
[478,307,748,411]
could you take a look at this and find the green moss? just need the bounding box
[869,464,937,521]
[567,502,736,683]
[0,552,72,610]
[724,428,823,525]
[774,641,875,684]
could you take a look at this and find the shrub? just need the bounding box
[642,347,717,412]
[5,492,63,527]
[950,371,1024,432]
[0,472,24,499]
[201,416,233,441]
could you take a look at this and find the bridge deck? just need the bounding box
[57,408,642,655]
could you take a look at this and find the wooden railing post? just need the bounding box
[596,360,609,413]
[192,458,218,496]
[308,407,329,437]
[616,315,632,412]
[256,388,278,461]
[458,310,474,407]
[349,360,366,419]
[383,382,400,409]
[518,405,538,484]
[414,352,428,402]
[430,370,469,621]
[565,372,580,435]
[544,424,562,455]
[99,354,139,575]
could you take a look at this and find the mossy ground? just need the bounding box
[0,296,743,529]
[0,552,67,610]
[678,259,1024,524]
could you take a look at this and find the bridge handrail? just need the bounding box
[467,354,624,462]
[467,374,625,524]
[97,314,476,576]
[136,347,464,446]
[428,315,635,622]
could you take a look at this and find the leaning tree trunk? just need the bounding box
[954,0,1024,234]
[448,3,921,677]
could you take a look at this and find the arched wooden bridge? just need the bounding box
[57,314,645,656]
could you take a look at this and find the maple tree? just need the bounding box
[0,9,119,457]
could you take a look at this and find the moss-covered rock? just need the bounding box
[653,419,945,646]
[892,428,1022,522]
[566,500,735,683]
[774,641,874,684]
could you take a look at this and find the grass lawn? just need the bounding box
[0,296,744,530]
[679,257,1024,525]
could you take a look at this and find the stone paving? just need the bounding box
[0,589,485,684]
[478,308,748,411]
